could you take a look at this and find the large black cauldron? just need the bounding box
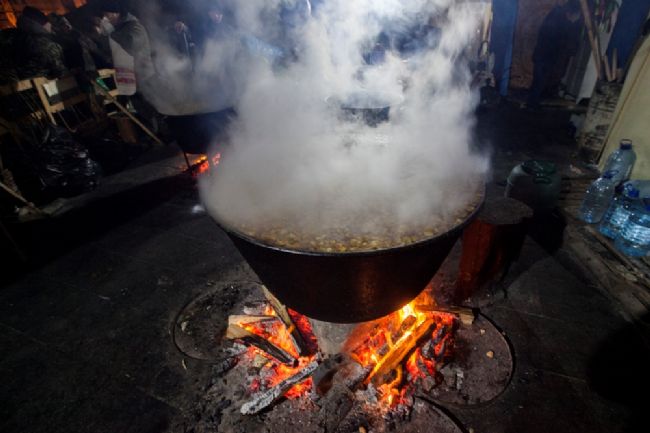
[216,200,482,323]
[166,108,236,154]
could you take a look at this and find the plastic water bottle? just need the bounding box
[579,171,617,223]
[623,180,650,198]
[615,199,650,257]
[598,187,640,238]
[603,139,636,186]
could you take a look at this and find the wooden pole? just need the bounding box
[92,81,164,145]
[0,180,47,216]
[579,0,602,81]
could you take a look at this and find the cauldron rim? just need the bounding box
[210,190,484,257]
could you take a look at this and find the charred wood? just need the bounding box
[227,315,277,326]
[240,360,318,415]
[415,305,475,326]
[263,286,312,356]
[225,323,297,366]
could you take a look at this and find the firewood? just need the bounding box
[420,322,451,360]
[240,360,318,414]
[227,315,277,326]
[415,305,475,326]
[349,315,418,363]
[225,323,297,366]
[262,286,311,356]
[366,318,435,386]
[243,300,271,315]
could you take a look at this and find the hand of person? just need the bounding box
[174,21,188,34]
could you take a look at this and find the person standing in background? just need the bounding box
[99,0,156,87]
[526,0,582,109]
[490,0,518,98]
[13,6,68,79]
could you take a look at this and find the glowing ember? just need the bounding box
[235,305,316,399]
[192,153,221,176]
[230,290,457,410]
[346,296,458,409]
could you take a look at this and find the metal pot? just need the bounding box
[328,91,403,127]
[214,197,483,323]
[166,108,236,154]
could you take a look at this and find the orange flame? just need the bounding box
[192,153,221,176]
[347,294,457,409]
[236,304,316,399]
[235,290,456,407]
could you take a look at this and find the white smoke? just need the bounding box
[163,0,490,240]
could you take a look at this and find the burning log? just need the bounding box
[421,323,452,360]
[415,305,475,326]
[262,286,311,356]
[226,323,297,366]
[240,360,318,415]
[227,315,276,326]
[366,318,436,387]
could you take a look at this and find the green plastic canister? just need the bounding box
[505,160,561,212]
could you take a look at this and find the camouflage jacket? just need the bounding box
[14,16,68,80]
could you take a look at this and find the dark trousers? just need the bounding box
[527,58,552,108]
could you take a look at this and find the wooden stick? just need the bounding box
[415,305,476,326]
[225,323,297,366]
[579,0,602,81]
[262,286,310,356]
[0,180,47,216]
[602,55,613,82]
[92,80,163,145]
[366,318,435,386]
[240,361,318,414]
[612,48,618,81]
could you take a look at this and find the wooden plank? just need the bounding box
[48,94,88,113]
[31,77,57,124]
[0,79,33,96]
[584,225,650,289]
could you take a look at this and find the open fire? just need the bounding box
[225,286,466,415]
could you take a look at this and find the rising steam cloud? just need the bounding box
[157,0,490,242]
